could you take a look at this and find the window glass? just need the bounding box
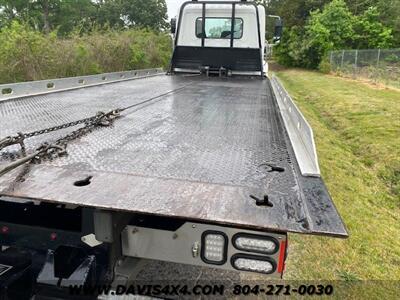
[196,18,243,39]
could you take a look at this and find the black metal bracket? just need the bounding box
[230,3,236,48]
[250,195,274,207]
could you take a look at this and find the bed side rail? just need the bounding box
[0,68,164,102]
[271,75,321,177]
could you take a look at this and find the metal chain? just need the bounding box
[0,85,188,152]
[52,110,121,150]
[0,84,190,177]
[0,110,121,177]
[0,115,105,151]
[25,116,96,138]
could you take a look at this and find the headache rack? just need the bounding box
[170,0,265,76]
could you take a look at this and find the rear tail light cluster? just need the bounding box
[201,231,228,265]
[231,254,276,274]
[1,226,9,234]
[200,231,282,275]
[231,233,279,274]
[232,233,278,255]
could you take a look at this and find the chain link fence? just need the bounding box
[329,49,400,88]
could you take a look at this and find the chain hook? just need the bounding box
[0,132,25,151]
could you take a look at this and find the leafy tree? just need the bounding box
[120,0,168,30]
[275,0,393,69]
[0,0,95,34]
[376,0,400,47]
[95,0,125,28]
[0,0,31,24]
[307,0,354,49]
[352,7,393,49]
[54,0,96,35]
[345,0,375,15]
[32,0,60,34]
[345,0,399,46]
[0,0,168,33]
[276,0,353,68]
[94,0,168,30]
[259,0,330,27]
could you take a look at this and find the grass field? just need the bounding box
[274,69,399,296]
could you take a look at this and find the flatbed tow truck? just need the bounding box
[0,1,347,299]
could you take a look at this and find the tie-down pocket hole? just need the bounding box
[74,176,93,187]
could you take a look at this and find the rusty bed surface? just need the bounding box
[0,74,347,237]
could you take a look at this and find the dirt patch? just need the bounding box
[268,61,288,72]
[329,72,400,92]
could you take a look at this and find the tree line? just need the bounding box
[0,0,168,35]
[261,0,399,69]
[1,0,399,72]
[0,1,170,84]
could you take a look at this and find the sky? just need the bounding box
[166,0,186,18]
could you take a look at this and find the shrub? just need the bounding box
[319,56,332,73]
[0,22,172,84]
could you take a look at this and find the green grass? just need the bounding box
[275,69,399,295]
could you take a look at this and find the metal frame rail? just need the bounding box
[0,68,163,102]
[271,76,321,177]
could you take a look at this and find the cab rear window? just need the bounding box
[195,18,243,39]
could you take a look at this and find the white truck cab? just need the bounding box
[170,0,270,76]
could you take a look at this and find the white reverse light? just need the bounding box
[201,231,227,265]
[232,255,275,274]
[233,234,278,254]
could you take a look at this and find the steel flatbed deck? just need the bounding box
[0,71,347,237]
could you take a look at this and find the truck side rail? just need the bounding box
[271,75,321,177]
[0,68,164,102]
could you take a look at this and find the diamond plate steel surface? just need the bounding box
[0,75,347,237]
